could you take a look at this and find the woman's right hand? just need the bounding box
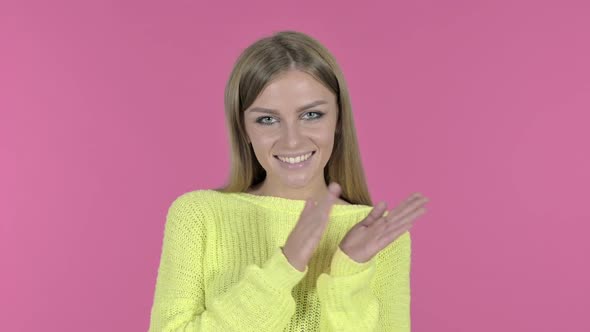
[282,182,342,272]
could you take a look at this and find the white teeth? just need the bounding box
[277,152,313,164]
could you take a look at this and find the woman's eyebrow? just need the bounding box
[247,100,328,115]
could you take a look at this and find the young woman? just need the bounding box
[149,30,429,332]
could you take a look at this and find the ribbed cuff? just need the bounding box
[261,246,308,290]
[330,245,376,277]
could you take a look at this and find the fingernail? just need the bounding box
[328,182,339,193]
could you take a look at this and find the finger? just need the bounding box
[385,206,426,232]
[386,195,429,223]
[328,182,341,196]
[361,201,388,227]
[381,207,424,244]
[372,215,389,232]
[389,193,422,214]
[316,182,341,218]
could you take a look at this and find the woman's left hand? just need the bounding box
[338,193,429,263]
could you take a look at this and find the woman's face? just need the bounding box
[243,69,339,196]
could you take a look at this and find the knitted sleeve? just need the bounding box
[148,192,308,332]
[316,231,412,332]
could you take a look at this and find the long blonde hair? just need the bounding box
[213,30,373,206]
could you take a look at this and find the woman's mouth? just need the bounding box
[274,151,316,169]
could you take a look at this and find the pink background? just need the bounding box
[2,0,589,331]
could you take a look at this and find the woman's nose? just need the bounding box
[280,123,305,144]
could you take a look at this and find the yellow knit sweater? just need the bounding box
[148,189,411,331]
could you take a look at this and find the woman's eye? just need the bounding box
[304,111,324,120]
[255,112,324,126]
[256,116,275,125]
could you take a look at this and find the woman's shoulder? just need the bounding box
[166,189,225,217]
[170,188,224,205]
[164,189,230,234]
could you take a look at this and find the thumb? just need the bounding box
[361,201,388,227]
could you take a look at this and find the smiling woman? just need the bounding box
[215,31,375,205]
[241,69,342,201]
[148,30,414,332]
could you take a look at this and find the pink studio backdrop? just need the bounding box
[1,0,589,331]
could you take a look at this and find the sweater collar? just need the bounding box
[224,191,374,216]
